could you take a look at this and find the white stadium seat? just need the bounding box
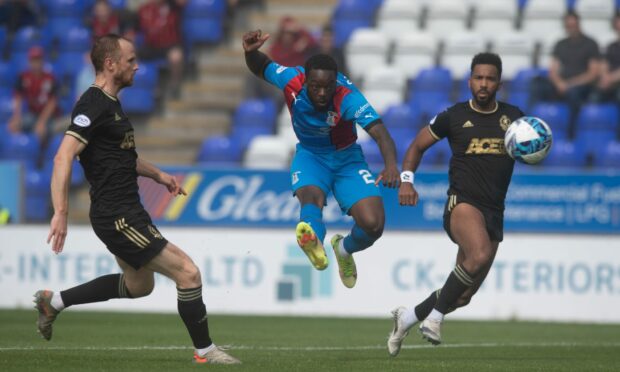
[595,30,617,52]
[391,31,438,79]
[361,65,406,114]
[575,0,615,36]
[244,135,292,169]
[471,0,518,35]
[537,32,565,68]
[276,105,297,144]
[441,31,488,78]
[345,28,390,82]
[376,0,422,41]
[425,0,469,41]
[490,32,536,80]
[521,0,566,43]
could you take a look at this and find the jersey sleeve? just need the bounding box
[427,110,451,140]
[65,93,106,145]
[341,90,380,130]
[263,61,303,90]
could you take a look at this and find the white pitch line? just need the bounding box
[1,342,620,352]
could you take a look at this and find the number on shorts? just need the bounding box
[358,169,375,184]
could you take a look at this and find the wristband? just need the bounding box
[400,171,414,184]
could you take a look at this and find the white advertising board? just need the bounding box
[0,226,618,322]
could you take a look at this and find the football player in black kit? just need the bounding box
[33,34,240,365]
[387,53,525,356]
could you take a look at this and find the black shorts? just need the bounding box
[91,209,168,270]
[443,194,504,243]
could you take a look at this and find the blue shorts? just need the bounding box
[291,143,382,214]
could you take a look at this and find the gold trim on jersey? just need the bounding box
[115,218,150,248]
[447,195,457,212]
[427,125,440,140]
[469,99,498,114]
[91,84,118,101]
[66,131,88,145]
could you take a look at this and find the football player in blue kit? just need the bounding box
[242,29,400,288]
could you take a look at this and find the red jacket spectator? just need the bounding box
[269,16,318,67]
[91,0,121,38]
[138,0,184,50]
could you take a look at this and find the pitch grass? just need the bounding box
[1,309,619,371]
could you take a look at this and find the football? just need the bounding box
[504,116,553,164]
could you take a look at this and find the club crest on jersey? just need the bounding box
[326,111,339,127]
[499,115,511,131]
[73,114,91,127]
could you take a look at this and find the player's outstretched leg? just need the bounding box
[330,234,357,288]
[33,290,60,341]
[296,222,328,270]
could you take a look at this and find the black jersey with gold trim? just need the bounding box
[428,100,525,211]
[66,86,140,218]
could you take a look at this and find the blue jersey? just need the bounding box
[263,61,380,153]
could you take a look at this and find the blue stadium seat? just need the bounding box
[593,141,620,168]
[230,125,273,149]
[408,95,452,123]
[576,103,619,130]
[542,138,587,167]
[11,26,46,52]
[233,98,277,129]
[25,169,51,221]
[358,139,382,168]
[119,88,155,114]
[530,102,570,140]
[382,103,421,130]
[0,26,6,52]
[332,19,372,48]
[3,133,41,170]
[183,18,224,46]
[575,128,616,157]
[44,17,85,42]
[45,0,88,16]
[132,62,159,90]
[185,0,227,16]
[334,0,377,20]
[0,92,13,123]
[507,67,547,110]
[196,135,242,163]
[58,26,91,52]
[390,127,416,145]
[408,68,453,119]
[0,62,16,96]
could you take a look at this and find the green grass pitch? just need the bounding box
[1,309,619,371]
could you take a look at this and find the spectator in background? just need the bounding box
[89,0,121,38]
[137,0,186,98]
[308,24,348,78]
[596,14,620,104]
[535,11,600,138]
[8,46,58,143]
[269,16,317,68]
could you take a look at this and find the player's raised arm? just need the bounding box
[242,30,271,79]
[367,121,400,188]
[399,126,437,206]
[48,135,86,254]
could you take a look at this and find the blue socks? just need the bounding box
[343,224,378,254]
[300,204,326,244]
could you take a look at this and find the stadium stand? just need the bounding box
[376,0,421,41]
[344,28,389,83]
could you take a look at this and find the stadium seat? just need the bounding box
[58,26,91,52]
[471,0,518,35]
[419,137,451,167]
[530,102,570,139]
[183,17,224,46]
[358,138,383,167]
[10,26,45,53]
[0,92,13,123]
[595,30,617,52]
[441,32,488,78]
[332,18,372,49]
[391,31,438,80]
[506,67,548,109]
[0,26,6,52]
[361,65,406,114]
[575,128,616,157]
[231,125,273,150]
[425,0,469,41]
[3,133,41,170]
[44,17,85,42]
[537,32,565,68]
[576,103,619,130]
[575,0,615,36]
[45,0,88,16]
[382,103,422,131]
[490,32,536,80]
[345,28,390,82]
[592,140,620,168]
[25,169,51,222]
[243,135,292,169]
[196,135,243,163]
[233,98,277,129]
[541,139,588,167]
[376,0,422,40]
[520,0,566,43]
[408,67,453,120]
[332,0,377,47]
[184,0,227,16]
[0,62,16,96]
[131,62,159,90]
[119,88,155,114]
